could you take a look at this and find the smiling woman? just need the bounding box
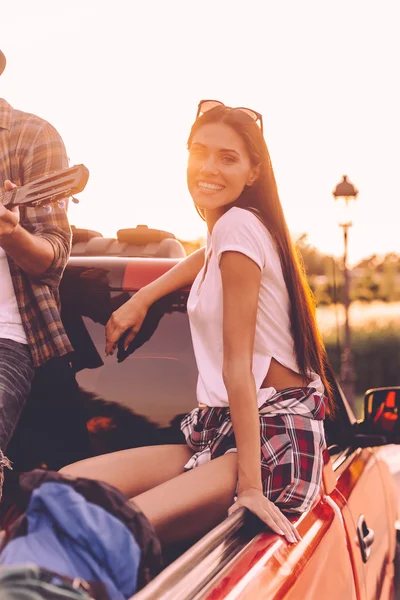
[60,98,332,549]
[187,102,262,225]
[187,123,260,216]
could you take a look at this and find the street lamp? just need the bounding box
[332,175,359,408]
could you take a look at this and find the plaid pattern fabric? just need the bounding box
[0,99,73,366]
[181,387,327,513]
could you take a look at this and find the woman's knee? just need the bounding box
[58,458,94,479]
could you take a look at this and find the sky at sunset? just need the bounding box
[2,0,399,265]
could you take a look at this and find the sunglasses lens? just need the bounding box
[197,100,263,132]
[198,100,224,115]
[239,108,258,122]
[238,108,263,132]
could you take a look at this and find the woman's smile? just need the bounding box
[197,181,225,194]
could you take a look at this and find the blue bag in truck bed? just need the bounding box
[0,470,162,599]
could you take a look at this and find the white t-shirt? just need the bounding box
[0,247,27,344]
[187,207,323,408]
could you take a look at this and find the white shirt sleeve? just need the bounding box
[212,207,268,270]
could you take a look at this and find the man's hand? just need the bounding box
[0,180,20,238]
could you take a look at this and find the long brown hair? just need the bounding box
[187,105,333,412]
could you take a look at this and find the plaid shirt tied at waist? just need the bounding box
[0,99,73,366]
[181,387,327,513]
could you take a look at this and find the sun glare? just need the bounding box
[1,1,399,265]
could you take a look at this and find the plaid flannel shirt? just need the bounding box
[181,387,327,513]
[0,99,73,366]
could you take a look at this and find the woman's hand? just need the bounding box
[105,292,149,356]
[228,488,301,544]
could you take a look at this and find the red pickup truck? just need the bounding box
[8,251,400,600]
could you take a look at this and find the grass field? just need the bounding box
[316,301,400,419]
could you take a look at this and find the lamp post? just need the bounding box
[332,175,359,408]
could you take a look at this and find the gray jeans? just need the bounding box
[0,338,34,497]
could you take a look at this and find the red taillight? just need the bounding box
[123,258,190,291]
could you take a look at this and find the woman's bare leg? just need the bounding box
[133,453,238,544]
[59,444,193,498]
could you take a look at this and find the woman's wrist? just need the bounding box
[134,286,153,310]
[237,462,263,495]
[237,484,263,495]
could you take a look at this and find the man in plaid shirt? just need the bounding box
[0,49,76,499]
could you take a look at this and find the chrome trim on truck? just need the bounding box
[131,507,255,600]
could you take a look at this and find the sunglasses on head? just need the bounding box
[196,99,263,134]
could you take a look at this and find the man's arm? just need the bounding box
[1,119,71,283]
[0,181,55,276]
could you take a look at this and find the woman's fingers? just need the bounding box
[104,297,148,356]
[259,508,295,542]
[123,329,137,351]
[264,510,298,543]
[105,322,123,356]
[258,509,285,535]
[249,504,287,538]
[227,502,240,516]
[264,505,300,543]
[105,323,116,355]
[228,500,283,534]
[105,323,137,355]
[105,339,116,356]
[105,312,129,355]
[230,494,301,544]
[268,503,301,542]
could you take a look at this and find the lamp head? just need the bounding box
[332,175,359,200]
[0,50,6,76]
[332,175,359,228]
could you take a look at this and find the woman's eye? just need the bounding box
[221,155,236,164]
[190,148,205,159]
